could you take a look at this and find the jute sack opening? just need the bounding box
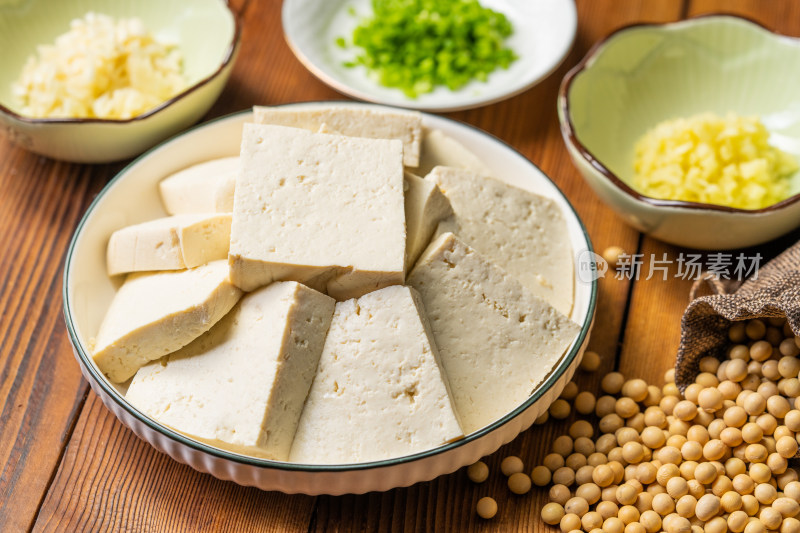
[675,241,800,391]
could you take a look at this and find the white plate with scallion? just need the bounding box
[282,0,577,112]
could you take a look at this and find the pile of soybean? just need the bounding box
[473,318,800,533]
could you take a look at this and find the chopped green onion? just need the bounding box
[342,0,518,98]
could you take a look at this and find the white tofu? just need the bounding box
[429,166,574,316]
[407,233,580,434]
[316,123,339,134]
[417,128,492,177]
[92,260,242,383]
[404,172,452,271]
[253,105,422,167]
[126,282,335,460]
[106,214,231,276]
[229,124,406,300]
[159,156,239,214]
[290,285,463,464]
[213,172,236,213]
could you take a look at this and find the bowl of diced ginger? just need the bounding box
[0,0,240,163]
[559,15,800,250]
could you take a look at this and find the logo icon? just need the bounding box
[576,250,607,283]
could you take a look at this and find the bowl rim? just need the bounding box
[62,103,597,472]
[0,0,242,125]
[558,13,800,215]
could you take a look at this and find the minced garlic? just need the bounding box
[632,113,797,210]
[12,12,187,120]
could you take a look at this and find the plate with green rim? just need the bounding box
[63,102,596,494]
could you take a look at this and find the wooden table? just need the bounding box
[3,0,800,531]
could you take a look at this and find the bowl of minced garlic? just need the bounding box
[560,15,800,249]
[468,317,800,533]
[0,0,240,162]
[12,13,189,121]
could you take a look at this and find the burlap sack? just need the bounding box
[674,241,800,391]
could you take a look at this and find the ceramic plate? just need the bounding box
[282,0,577,112]
[63,102,596,494]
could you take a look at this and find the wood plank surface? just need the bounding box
[33,393,315,533]
[0,150,113,531]
[689,0,800,25]
[0,0,796,531]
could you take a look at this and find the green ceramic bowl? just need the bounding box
[0,0,240,163]
[559,15,800,250]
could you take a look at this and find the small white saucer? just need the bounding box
[282,0,577,112]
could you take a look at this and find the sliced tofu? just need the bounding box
[213,172,236,213]
[229,124,406,300]
[290,285,463,464]
[158,156,239,214]
[253,105,422,167]
[126,282,335,460]
[407,233,580,434]
[417,128,492,177]
[106,214,232,276]
[92,260,242,383]
[429,166,574,316]
[404,172,452,271]
[316,123,340,134]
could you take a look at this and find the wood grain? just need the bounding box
[34,393,315,533]
[0,148,113,531]
[689,0,800,26]
[615,240,698,383]
[0,0,796,531]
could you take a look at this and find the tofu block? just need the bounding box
[407,233,581,434]
[229,124,406,300]
[93,260,242,383]
[106,214,232,276]
[290,285,463,464]
[417,128,492,177]
[126,282,335,460]
[429,166,575,316]
[159,156,239,214]
[316,123,340,134]
[404,172,452,271]
[213,172,236,213]
[253,105,422,167]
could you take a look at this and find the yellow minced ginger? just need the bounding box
[632,113,797,209]
[12,12,187,120]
